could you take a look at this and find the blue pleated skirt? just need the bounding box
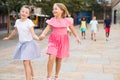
[13,40,41,60]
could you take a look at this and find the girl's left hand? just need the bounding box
[39,34,45,40]
[76,37,81,44]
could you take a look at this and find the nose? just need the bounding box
[23,12,25,15]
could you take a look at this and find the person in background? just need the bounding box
[104,15,112,41]
[90,16,98,41]
[67,15,74,36]
[80,17,87,39]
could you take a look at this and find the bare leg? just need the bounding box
[23,60,32,80]
[91,33,93,40]
[82,32,83,37]
[106,32,108,38]
[83,31,86,39]
[55,58,62,77]
[82,32,84,38]
[47,54,56,77]
[108,32,110,37]
[93,33,96,41]
[29,62,34,77]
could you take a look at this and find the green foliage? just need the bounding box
[0,0,100,16]
[0,0,35,14]
[38,0,66,16]
[65,0,99,12]
[39,0,100,16]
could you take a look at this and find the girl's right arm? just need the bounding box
[39,25,51,40]
[3,28,17,40]
[69,25,81,44]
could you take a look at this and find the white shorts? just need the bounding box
[91,29,97,33]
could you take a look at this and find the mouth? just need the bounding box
[21,14,25,16]
[53,12,57,15]
[21,14,26,18]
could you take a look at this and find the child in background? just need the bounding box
[104,15,112,41]
[90,16,98,41]
[39,3,81,80]
[67,15,74,36]
[80,17,87,39]
[3,5,40,80]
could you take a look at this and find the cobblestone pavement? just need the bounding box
[0,24,120,80]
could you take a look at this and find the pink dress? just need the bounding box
[46,17,73,58]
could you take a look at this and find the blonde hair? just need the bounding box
[54,3,70,18]
[20,5,31,12]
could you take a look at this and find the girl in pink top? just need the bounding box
[39,3,81,80]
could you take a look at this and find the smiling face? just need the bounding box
[20,7,30,19]
[52,4,63,18]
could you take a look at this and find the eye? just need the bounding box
[55,7,58,10]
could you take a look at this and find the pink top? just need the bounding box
[46,17,73,27]
[46,17,73,34]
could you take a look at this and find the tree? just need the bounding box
[0,0,101,34]
[99,0,110,19]
[38,0,66,16]
[0,0,35,35]
[38,0,99,17]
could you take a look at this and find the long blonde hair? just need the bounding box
[54,3,70,18]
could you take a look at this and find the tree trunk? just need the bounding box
[92,10,94,17]
[7,8,11,36]
[103,7,106,20]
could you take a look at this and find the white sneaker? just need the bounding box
[47,77,51,80]
[53,76,58,80]
[106,37,109,41]
[106,38,108,41]
[53,77,58,80]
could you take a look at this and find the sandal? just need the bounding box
[54,75,58,80]
[47,76,51,80]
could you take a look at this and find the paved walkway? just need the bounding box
[0,24,120,80]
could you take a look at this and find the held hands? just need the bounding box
[39,34,45,40]
[33,35,39,40]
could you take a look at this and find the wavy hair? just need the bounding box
[54,3,70,18]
